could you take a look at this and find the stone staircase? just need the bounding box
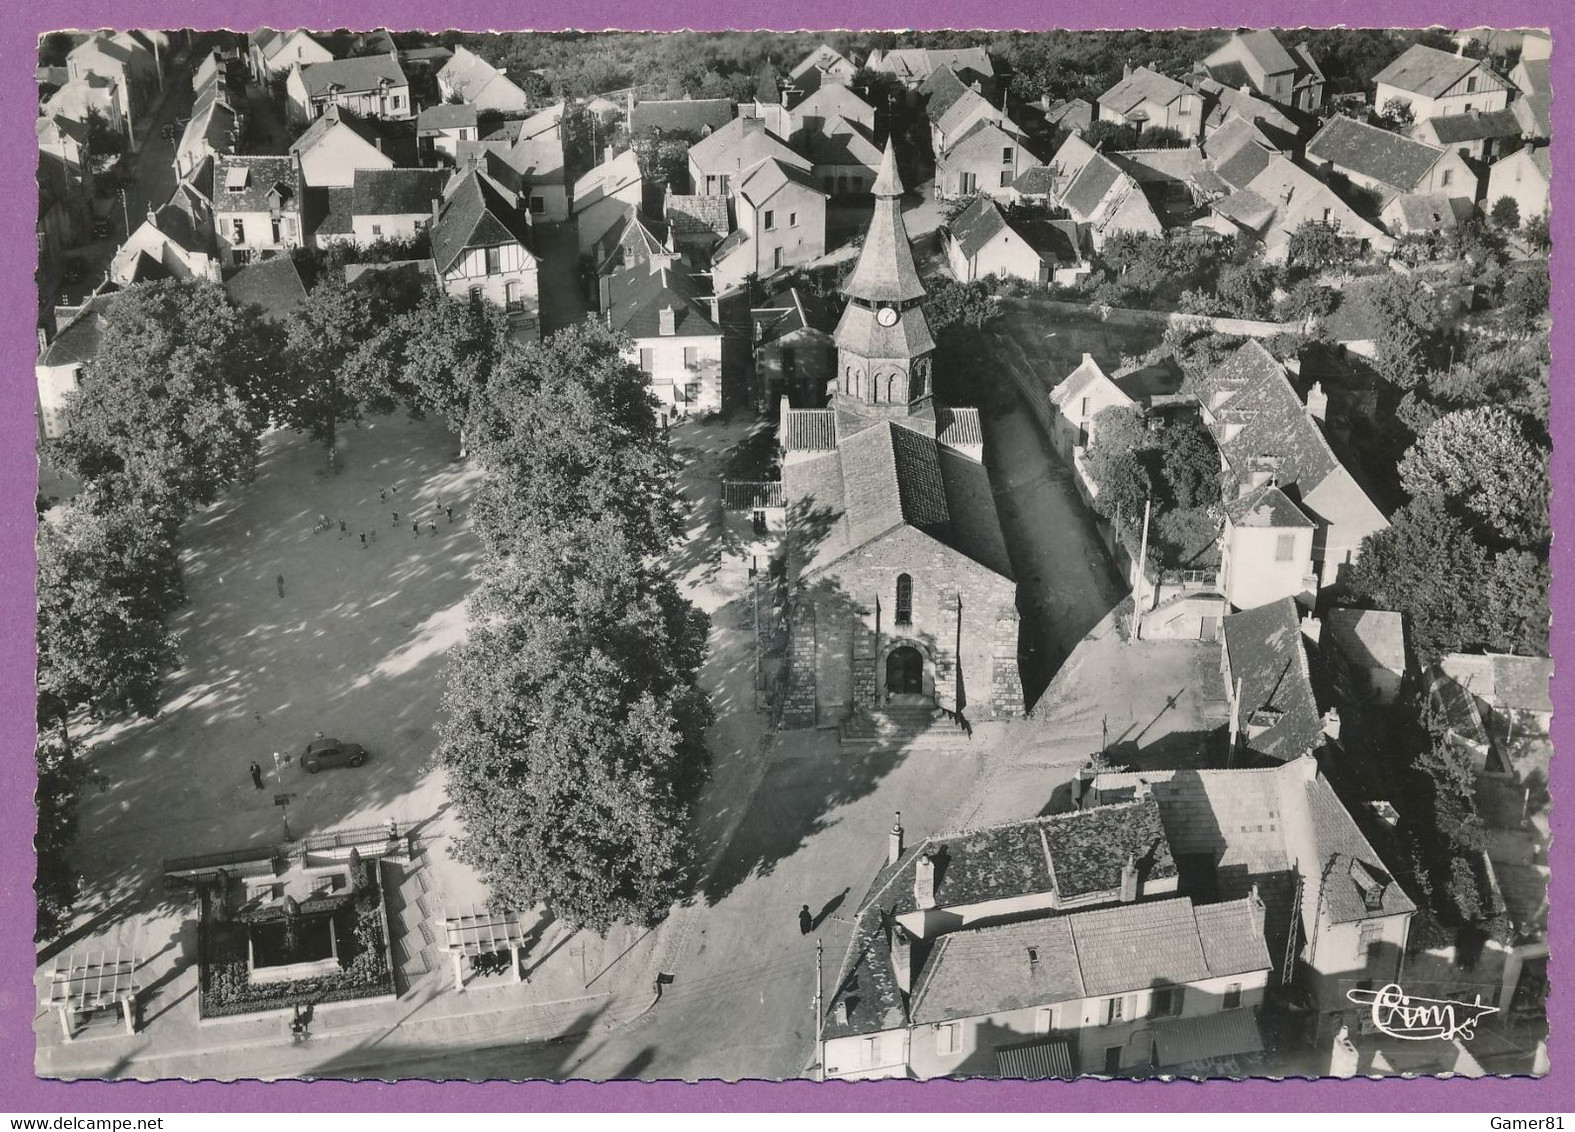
[838,704,972,751]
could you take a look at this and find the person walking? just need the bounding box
[391,512,399,526]
[412,521,419,537]
[359,532,367,547]
[798,904,813,936]
[380,489,386,504]
[428,519,437,535]
[338,519,347,536]
[446,506,454,524]
[276,573,285,598]
[249,761,264,790]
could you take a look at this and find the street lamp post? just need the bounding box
[119,188,129,236]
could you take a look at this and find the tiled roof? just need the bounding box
[736,156,825,208]
[803,117,883,168]
[789,42,854,83]
[223,256,307,321]
[1418,108,1521,144]
[1214,135,1275,192]
[1153,1007,1265,1068]
[909,917,1083,1024]
[1374,43,1489,99]
[921,65,973,125]
[936,87,999,140]
[1222,598,1324,764]
[605,261,718,339]
[833,304,935,373]
[212,155,299,214]
[1386,191,1472,232]
[417,102,477,132]
[313,186,354,234]
[154,177,216,256]
[1015,218,1084,265]
[1062,152,1123,219]
[1050,354,1123,409]
[947,195,1008,259]
[1515,58,1551,96]
[1211,188,1276,234]
[1324,608,1407,675]
[1194,900,1274,978]
[1513,95,1552,141]
[689,117,810,178]
[1306,775,1417,922]
[1100,67,1190,115]
[868,47,994,84]
[437,46,522,104]
[1069,898,1213,997]
[793,83,875,127]
[352,167,446,217]
[1237,29,1299,76]
[39,293,117,368]
[935,406,982,450]
[1043,796,1177,900]
[571,149,641,213]
[1198,78,1299,140]
[1439,652,1553,714]
[1043,98,1093,131]
[840,420,947,543]
[666,193,731,237]
[430,168,534,273]
[780,407,837,451]
[298,54,406,99]
[1224,482,1313,529]
[1306,113,1444,193]
[1010,165,1059,196]
[630,97,735,137]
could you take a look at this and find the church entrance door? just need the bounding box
[885,646,923,696]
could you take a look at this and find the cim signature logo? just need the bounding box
[1346,983,1500,1042]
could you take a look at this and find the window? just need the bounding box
[858,1036,879,1068]
[789,211,798,228]
[468,285,483,303]
[505,280,523,312]
[1000,169,1012,187]
[685,380,702,403]
[752,509,768,536]
[371,223,382,238]
[1002,146,1014,164]
[959,171,977,194]
[391,93,403,110]
[683,345,699,368]
[285,218,298,242]
[530,195,545,214]
[936,1022,961,1056]
[1223,983,1242,1011]
[1358,921,1384,966]
[1150,986,1185,1018]
[1275,533,1296,562]
[1464,103,1474,113]
[1104,996,1125,1025]
[763,209,776,231]
[231,219,245,245]
[773,247,784,270]
[485,245,502,274]
[638,347,654,374]
[1466,75,1479,94]
[894,573,913,626]
[269,217,281,244]
[1441,168,1454,187]
[1177,100,1192,116]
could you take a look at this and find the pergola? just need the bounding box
[48,950,140,1041]
[439,906,527,992]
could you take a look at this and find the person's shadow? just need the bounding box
[812,887,852,931]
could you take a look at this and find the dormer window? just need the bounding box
[224,165,248,193]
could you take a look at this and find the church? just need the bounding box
[779,140,1023,731]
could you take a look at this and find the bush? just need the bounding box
[1489,196,1521,230]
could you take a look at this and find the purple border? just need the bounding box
[7,0,1570,1112]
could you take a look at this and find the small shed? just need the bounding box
[49,950,140,1040]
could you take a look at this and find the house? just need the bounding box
[865,46,995,94]
[711,157,828,291]
[248,29,334,81]
[738,69,793,139]
[37,290,118,440]
[1485,146,1550,225]
[1507,57,1551,141]
[109,176,220,287]
[1305,114,1476,210]
[417,102,479,163]
[1437,652,1553,748]
[174,97,237,179]
[222,255,308,323]
[67,32,158,145]
[1098,66,1203,140]
[289,104,401,189]
[572,148,644,256]
[1373,44,1511,124]
[1409,109,1523,167]
[464,103,570,221]
[1202,142,1391,262]
[212,155,304,266]
[1194,77,1302,152]
[1200,30,1325,112]
[1323,609,1407,705]
[1091,756,1418,1047]
[603,260,722,417]
[1379,191,1475,236]
[1221,598,1329,765]
[936,119,1041,201]
[924,66,1019,157]
[752,286,836,406]
[780,142,1022,728]
[629,97,735,139]
[945,196,1087,287]
[801,116,884,198]
[663,194,731,257]
[789,82,875,140]
[1188,341,1388,593]
[1042,97,1095,133]
[36,115,94,211]
[42,75,124,143]
[786,42,857,97]
[1219,483,1317,612]
[821,800,1271,1080]
[1050,134,1162,250]
[436,45,529,113]
[349,168,447,245]
[687,116,811,197]
[1046,354,1134,467]
[287,54,412,125]
[589,211,673,297]
[430,168,539,331]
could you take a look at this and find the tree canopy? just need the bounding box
[1398,406,1548,550]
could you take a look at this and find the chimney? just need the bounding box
[1301,611,1321,645]
[1119,854,1138,902]
[374,136,384,153]
[598,274,611,314]
[742,116,765,134]
[914,852,937,910]
[658,304,677,336]
[890,923,913,994]
[1123,61,1133,79]
[1322,706,1342,742]
[1305,382,1327,422]
[887,812,904,866]
[833,1000,848,1026]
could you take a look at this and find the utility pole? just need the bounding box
[813,939,825,1082]
[119,188,130,236]
[1134,493,1153,637]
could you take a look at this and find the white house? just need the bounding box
[1098,66,1202,140]
[1219,483,1317,612]
[289,104,397,189]
[436,45,530,113]
[211,154,304,266]
[1486,147,1550,225]
[604,259,723,417]
[417,102,478,163]
[711,157,828,292]
[571,148,644,256]
[1373,44,1511,124]
[286,54,412,125]
[430,168,540,334]
[945,196,1089,287]
[350,168,448,246]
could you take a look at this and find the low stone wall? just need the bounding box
[1004,297,1298,340]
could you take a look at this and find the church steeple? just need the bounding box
[832,138,936,420]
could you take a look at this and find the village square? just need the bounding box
[32,25,1551,1082]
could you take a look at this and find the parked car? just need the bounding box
[301,736,368,773]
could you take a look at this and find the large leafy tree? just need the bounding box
[35,716,102,942]
[1398,406,1548,550]
[55,281,265,518]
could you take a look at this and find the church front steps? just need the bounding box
[837,704,972,751]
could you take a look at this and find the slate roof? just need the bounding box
[868,47,994,84]
[1101,67,1191,115]
[1050,354,1125,410]
[1236,29,1299,76]
[935,406,983,450]
[1016,218,1085,265]
[298,54,406,99]
[1439,652,1554,714]
[605,261,718,339]
[1307,114,1445,193]
[1198,78,1299,141]
[689,117,810,178]
[1222,598,1324,764]
[736,156,825,208]
[793,83,876,129]
[1070,898,1215,998]
[630,97,735,137]
[1011,165,1059,196]
[1515,58,1551,96]
[780,407,837,451]
[154,177,217,256]
[571,149,642,213]
[352,167,446,217]
[223,256,307,321]
[1224,482,1313,529]
[1324,608,1407,676]
[1062,152,1124,218]
[921,65,974,125]
[1375,43,1491,99]
[1513,95,1552,140]
[437,46,523,105]
[1419,108,1521,144]
[1386,191,1473,232]
[212,155,299,213]
[1307,775,1417,922]
[417,102,478,133]
[803,117,883,168]
[948,195,1009,259]
[312,186,355,235]
[1044,98,1094,131]
[1043,796,1177,900]
[909,917,1084,1024]
[1214,134,1275,192]
[840,141,925,303]
[665,193,731,238]
[430,168,534,273]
